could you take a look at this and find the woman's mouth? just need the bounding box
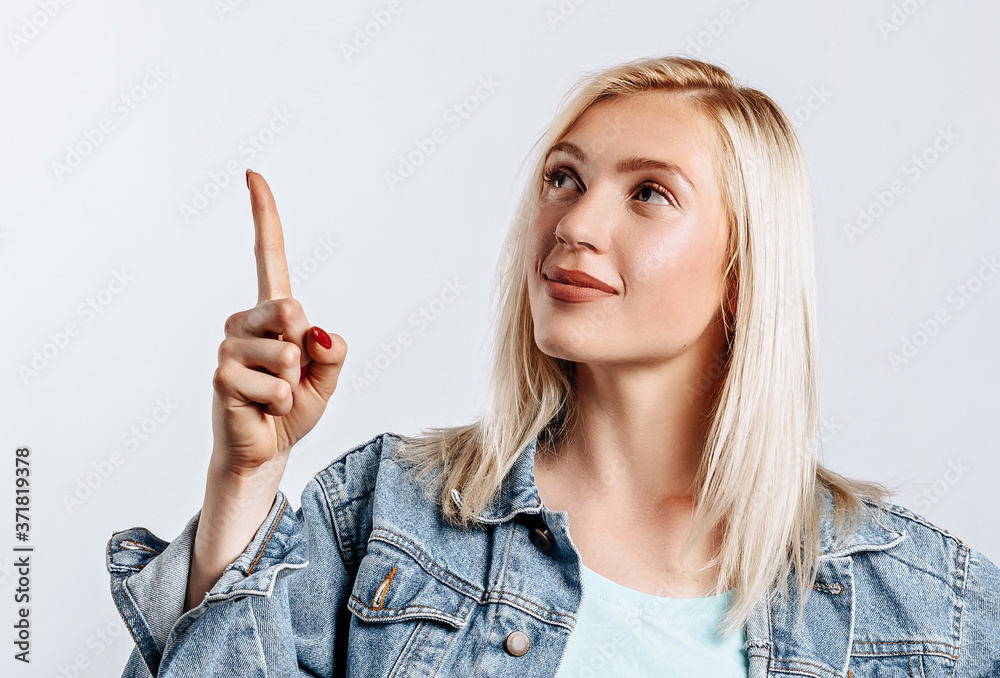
[543,266,618,302]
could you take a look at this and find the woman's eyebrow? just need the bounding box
[544,141,696,192]
[615,156,696,192]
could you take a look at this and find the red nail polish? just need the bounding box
[312,326,332,350]
[246,168,252,188]
[300,364,308,380]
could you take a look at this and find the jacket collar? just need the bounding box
[473,435,544,524]
[474,433,907,557]
[473,433,911,677]
[816,485,907,557]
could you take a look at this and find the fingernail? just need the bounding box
[300,364,308,380]
[312,326,332,350]
[246,168,252,188]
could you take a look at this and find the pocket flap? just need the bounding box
[348,535,476,629]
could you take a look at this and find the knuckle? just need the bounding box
[272,379,292,403]
[218,337,234,363]
[274,298,303,325]
[212,365,231,392]
[278,342,300,368]
[223,313,241,336]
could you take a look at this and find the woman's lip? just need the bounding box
[543,278,617,302]
[543,266,618,293]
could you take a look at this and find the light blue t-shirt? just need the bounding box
[554,562,750,677]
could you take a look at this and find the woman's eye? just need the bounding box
[543,169,580,192]
[635,184,674,206]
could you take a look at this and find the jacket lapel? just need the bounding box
[746,490,907,677]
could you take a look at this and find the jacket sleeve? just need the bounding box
[105,474,356,677]
[954,543,1000,675]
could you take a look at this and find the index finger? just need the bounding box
[248,170,293,303]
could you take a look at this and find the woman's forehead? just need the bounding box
[553,92,721,194]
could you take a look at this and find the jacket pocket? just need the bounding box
[346,534,479,677]
[347,534,477,628]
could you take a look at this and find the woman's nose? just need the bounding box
[552,189,614,254]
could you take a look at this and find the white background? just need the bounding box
[2,0,998,674]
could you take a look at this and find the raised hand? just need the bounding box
[186,170,347,613]
[210,170,347,474]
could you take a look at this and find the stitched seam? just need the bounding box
[853,640,959,649]
[770,667,825,678]
[489,520,574,625]
[845,557,856,677]
[767,586,775,674]
[317,471,362,575]
[498,520,517,611]
[349,595,460,619]
[110,572,153,671]
[246,594,269,671]
[248,495,288,575]
[950,540,967,677]
[432,614,461,678]
[851,650,958,660]
[863,503,899,537]
[877,503,964,548]
[374,526,578,627]
[488,589,576,622]
[479,593,574,631]
[471,596,499,677]
[388,620,427,678]
[401,622,433,678]
[768,656,838,678]
[329,470,358,556]
[373,529,483,596]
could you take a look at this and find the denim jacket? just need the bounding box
[106,431,1000,677]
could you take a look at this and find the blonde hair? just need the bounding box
[393,55,891,637]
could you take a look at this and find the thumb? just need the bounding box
[301,326,347,403]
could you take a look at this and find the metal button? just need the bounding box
[505,630,530,657]
[529,526,553,553]
[519,512,555,553]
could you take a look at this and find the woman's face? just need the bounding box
[524,91,730,365]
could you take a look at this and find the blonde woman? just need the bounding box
[107,56,1000,677]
